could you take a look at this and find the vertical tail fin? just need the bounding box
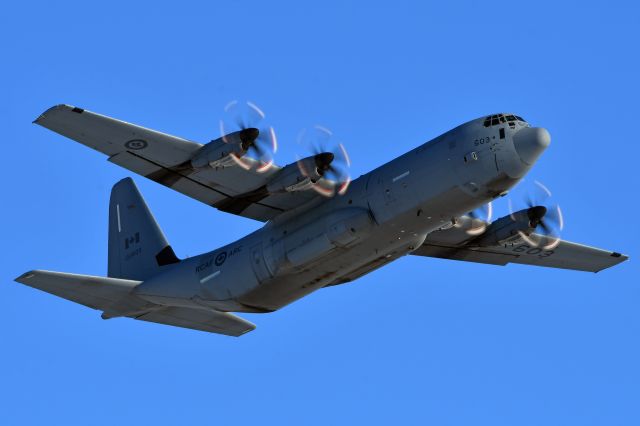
[108,178,180,280]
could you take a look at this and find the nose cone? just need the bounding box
[513,127,551,165]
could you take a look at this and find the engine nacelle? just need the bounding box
[473,208,537,247]
[266,161,313,193]
[266,153,334,193]
[191,129,258,169]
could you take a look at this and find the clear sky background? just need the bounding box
[2,1,638,425]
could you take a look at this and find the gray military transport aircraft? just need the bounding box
[15,103,628,336]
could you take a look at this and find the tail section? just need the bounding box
[108,177,180,280]
[14,270,255,336]
[14,177,255,336]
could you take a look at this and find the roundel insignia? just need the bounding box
[124,139,148,150]
[214,252,227,266]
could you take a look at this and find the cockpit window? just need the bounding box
[483,113,527,127]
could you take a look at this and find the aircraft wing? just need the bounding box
[15,270,255,336]
[412,223,628,272]
[34,104,318,221]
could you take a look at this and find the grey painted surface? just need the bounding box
[16,107,628,335]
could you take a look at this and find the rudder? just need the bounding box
[108,177,180,280]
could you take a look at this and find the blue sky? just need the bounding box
[2,1,638,425]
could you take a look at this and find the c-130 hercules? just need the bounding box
[16,103,628,336]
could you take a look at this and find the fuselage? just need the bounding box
[134,114,550,313]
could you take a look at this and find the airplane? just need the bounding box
[15,103,628,336]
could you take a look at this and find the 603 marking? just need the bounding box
[511,244,554,258]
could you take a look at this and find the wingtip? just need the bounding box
[33,104,83,125]
[15,270,37,283]
[610,251,629,262]
[238,324,257,336]
[33,104,65,124]
[594,252,629,273]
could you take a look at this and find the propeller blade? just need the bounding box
[465,202,493,235]
[219,100,277,171]
[538,220,552,235]
[296,126,351,197]
[544,204,564,230]
[507,180,564,247]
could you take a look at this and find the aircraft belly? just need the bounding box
[236,183,496,311]
[134,180,496,313]
[236,226,428,311]
[205,129,522,312]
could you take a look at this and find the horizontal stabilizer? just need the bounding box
[15,270,141,311]
[14,270,255,336]
[135,307,255,337]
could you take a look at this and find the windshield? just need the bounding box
[483,114,526,127]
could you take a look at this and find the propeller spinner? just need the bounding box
[219,100,277,172]
[509,180,564,249]
[296,125,351,197]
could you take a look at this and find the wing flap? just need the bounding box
[135,307,255,336]
[108,151,227,206]
[413,243,511,266]
[108,151,161,176]
[107,151,285,221]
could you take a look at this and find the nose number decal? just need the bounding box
[473,135,495,146]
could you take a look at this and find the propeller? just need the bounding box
[463,202,493,235]
[508,180,564,249]
[219,100,277,172]
[296,125,351,196]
